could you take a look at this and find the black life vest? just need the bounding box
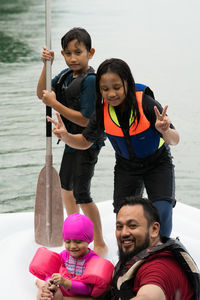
[111,237,200,300]
[54,67,95,134]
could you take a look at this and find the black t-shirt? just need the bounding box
[83,94,175,143]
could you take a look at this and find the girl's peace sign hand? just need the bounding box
[46,112,68,141]
[154,105,171,134]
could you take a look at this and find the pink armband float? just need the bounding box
[29,247,114,298]
[29,247,62,280]
[82,256,114,297]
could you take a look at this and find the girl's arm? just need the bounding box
[154,105,180,145]
[47,113,93,149]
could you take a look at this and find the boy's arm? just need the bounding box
[37,64,47,99]
[37,46,54,99]
[42,90,89,127]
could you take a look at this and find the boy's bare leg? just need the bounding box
[61,189,80,215]
[80,202,108,257]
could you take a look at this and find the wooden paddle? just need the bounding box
[34,0,63,247]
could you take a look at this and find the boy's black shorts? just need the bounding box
[59,148,100,204]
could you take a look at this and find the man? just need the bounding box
[111,196,199,300]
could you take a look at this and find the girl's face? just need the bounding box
[65,239,89,258]
[99,72,127,108]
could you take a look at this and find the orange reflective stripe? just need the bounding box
[130,91,150,134]
[104,101,124,136]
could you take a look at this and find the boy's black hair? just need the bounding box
[61,27,92,51]
[117,196,161,228]
[95,58,140,130]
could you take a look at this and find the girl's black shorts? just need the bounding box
[113,146,176,213]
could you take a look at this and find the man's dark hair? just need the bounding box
[61,27,92,51]
[117,196,161,227]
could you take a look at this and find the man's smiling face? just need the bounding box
[116,204,151,260]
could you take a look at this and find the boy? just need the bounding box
[37,27,107,257]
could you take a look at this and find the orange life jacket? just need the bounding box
[104,86,164,159]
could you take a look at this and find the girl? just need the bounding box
[32,213,113,300]
[47,58,180,237]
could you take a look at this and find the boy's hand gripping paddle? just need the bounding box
[34,0,63,247]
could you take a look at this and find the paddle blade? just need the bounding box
[34,166,63,247]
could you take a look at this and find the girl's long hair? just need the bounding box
[95,58,140,130]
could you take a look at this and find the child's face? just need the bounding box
[65,239,89,258]
[99,72,127,108]
[61,39,95,76]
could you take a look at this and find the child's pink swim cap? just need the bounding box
[62,213,94,244]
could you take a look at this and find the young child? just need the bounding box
[32,213,114,300]
[37,27,107,257]
[47,58,180,238]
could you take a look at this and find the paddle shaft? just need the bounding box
[45,0,52,242]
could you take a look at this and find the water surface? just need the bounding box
[0,0,200,212]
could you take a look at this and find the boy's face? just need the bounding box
[61,39,95,76]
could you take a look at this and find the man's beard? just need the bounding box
[118,233,150,264]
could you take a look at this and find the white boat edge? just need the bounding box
[0,200,200,299]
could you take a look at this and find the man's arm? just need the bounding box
[131,284,166,300]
